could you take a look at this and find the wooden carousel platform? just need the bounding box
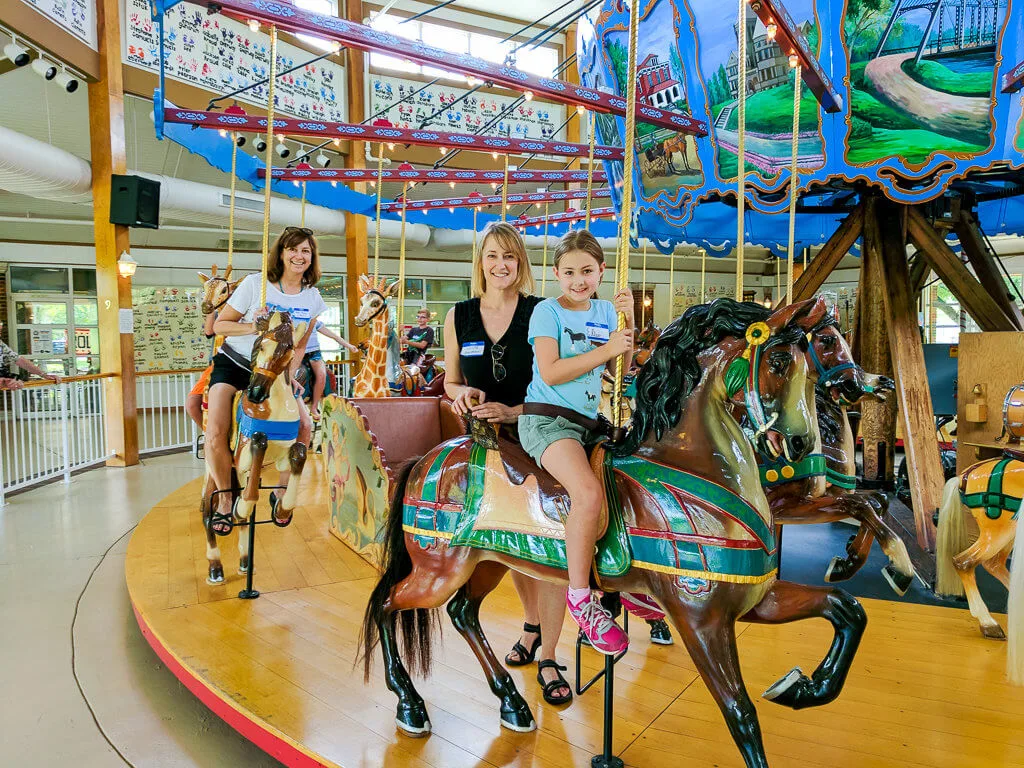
[126,461,1024,768]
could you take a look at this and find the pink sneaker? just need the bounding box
[621,593,665,621]
[567,592,629,655]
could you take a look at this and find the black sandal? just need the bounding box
[536,660,572,706]
[504,622,542,667]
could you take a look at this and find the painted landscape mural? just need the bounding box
[844,0,1007,165]
[601,0,705,196]
[692,0,824,181]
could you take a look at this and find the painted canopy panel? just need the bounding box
[578,0,1021,251]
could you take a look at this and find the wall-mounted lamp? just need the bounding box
[117,251,138,278]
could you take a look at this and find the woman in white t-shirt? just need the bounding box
[207,227,327,521]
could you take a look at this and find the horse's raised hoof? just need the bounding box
[206,566,225,585]
[269,492,293,527]
[499,699,536,733]
[763,667,811,708]
[824,556,854,583]
[981,623,1007,641]
[395,703,431,737]
[882,565,913,597]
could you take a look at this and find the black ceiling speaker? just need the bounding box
[110,174,161,229]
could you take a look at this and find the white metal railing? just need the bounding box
[0,376,112,503]
[325,360,355,398]
[136,370,202,456]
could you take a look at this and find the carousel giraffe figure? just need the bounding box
[352,275,399,398]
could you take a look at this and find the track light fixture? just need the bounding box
[3,40,29,67]
[31,57,57,80]
[253,135,268,152]
[235,133,247,147]
[315,151,330,168]
[54,67,79,93]
[275,140,291,159]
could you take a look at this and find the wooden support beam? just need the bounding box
[88,0,137,466]
[858,206,896,489]
[865,199,942,550]
[906,207,1016,332]
[909,251,931,296]
[776,204,863,307]
[954,211,1024,330]
[344,0,369,348]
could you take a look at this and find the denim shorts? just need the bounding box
[518,413,599,468]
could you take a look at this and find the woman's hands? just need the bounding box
[469,401,519,424]
[450,386,487,417]
[0,378,24,391]
[43,372,62,383]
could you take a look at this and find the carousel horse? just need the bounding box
[394,355,445,397]
[633,317,662,368]
[759,313,915,594]
[199,311,309,585]
[935,457,1024,684]
[361,298,868,767]
[352,275,399,398]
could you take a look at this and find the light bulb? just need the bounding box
[789,53,799,69]
[387,142,395,151]
[439,146,448,155]
[218,129,227,138]
[31,57,57,80]
[576,105,586,115]
[449,181,455,189]
[492,152,499,160]
[766,22,777,41]
[247,19,260,32]
[524,90,534,101]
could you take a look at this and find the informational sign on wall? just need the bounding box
[123,0,347,122]
[368,74,565,141]
[20,0,98,50]
[132,285,206,372]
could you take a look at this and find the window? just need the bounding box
[7,266,98,375]
[293,0,342,52]
[396,277,470,352]
[316,276,349,358]
[369,12,558,81]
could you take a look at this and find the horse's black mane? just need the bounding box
[815,389,844,444]
[614,299,807,455]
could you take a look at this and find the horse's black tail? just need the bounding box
[359,456,440,682]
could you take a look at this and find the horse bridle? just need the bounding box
[807,321,860,391]
[725,321,780,448]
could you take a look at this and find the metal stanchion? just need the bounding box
[575,594,628,768]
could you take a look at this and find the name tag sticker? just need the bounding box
[586,322,610,342]
[462,341,485,357]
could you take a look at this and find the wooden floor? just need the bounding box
[126,462,1024,768]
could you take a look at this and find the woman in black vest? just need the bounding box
[443,221,571,706]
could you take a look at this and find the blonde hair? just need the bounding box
[471,221,536,297]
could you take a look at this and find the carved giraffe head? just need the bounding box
[198,263,243,315]
[354,274,400,327]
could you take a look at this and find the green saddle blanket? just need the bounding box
[402,441,778,584]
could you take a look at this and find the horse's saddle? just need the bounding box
[230,392,299,451]
[960,455,1024,520]
[403,424,779,584]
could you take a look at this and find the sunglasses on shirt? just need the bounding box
[491,343,506,382]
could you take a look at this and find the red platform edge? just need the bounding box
[131,602,334,768]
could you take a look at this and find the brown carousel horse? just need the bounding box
[759,313,915,594]
[199,312,309,584]
[361,297,867,768]
[633,317,662,367]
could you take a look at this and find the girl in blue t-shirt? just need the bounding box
[518,229,636,655]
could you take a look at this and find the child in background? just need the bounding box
[307,321,358,418]
[517,229,641,654]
